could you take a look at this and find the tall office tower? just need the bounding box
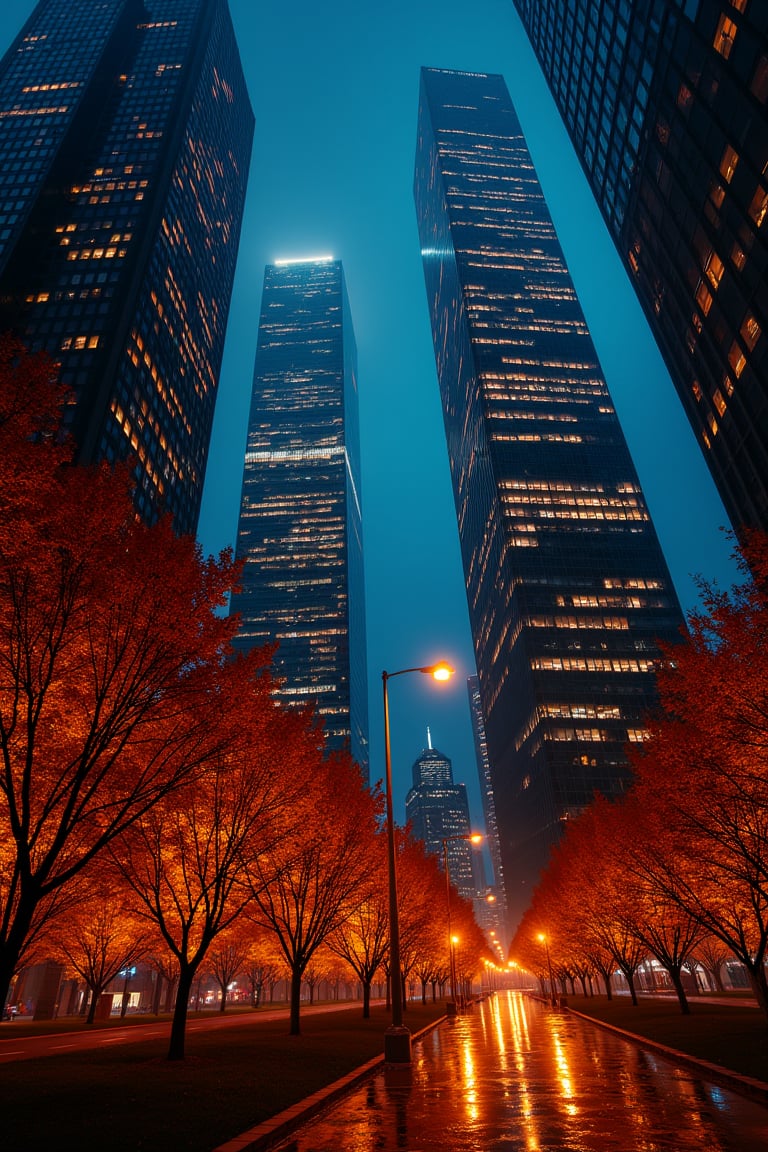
[414,67,685,930]
[511,1,768,535]
[0,0,253,533]
[405,735,477,901]
[229,258,369,780]
[467,677,508,913]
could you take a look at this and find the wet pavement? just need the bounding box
[271,991,768,1151]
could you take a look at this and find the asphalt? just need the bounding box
[215,991,768,1152]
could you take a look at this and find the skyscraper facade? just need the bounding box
[467,678,507,902]
[405,736,476,900]
[0,0,253,533]
[229,258,369,779]
[512,1,768,535]
[414,67,685,929]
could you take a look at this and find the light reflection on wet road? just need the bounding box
[274,992,768,1151]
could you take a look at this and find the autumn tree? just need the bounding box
[114,655,301,1060]
[243,925,284,1008]
[247,751,381,1036]
[51,885,149,1023]
[0,336,239,1010]
[326,828,389,1017]
[209,926,251,1012]
[627,533,768,1017]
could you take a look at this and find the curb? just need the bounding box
[212,1015,447,1152]
[565,1007,768,1104]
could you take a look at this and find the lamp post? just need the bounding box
[382,662,454,1063]
[538,932,557,1006]
[441,832,482,1014]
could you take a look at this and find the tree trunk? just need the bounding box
[668,967,690,1015]
[362,979,371,1019]
[87,989,99,1024]
[289,966,302,1036]
[168,966,195,1061]
[746,961,768,1019]
[218,981,227,1012]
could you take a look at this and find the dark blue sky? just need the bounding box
[1,1,739,840]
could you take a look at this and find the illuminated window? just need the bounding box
[709,182,725,208]
[705,252,724,288]
[729,341,747,377]
[714,15,737,59]
[712,388,727,417]
[692,380,703,401]
[695,281,712,314]
[719,145,739,183]
[731,241,746,270]
[741,312,761,351]
[748,186,768,227]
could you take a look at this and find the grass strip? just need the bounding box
[567,995,768,1084]
[0,1002,444,1152]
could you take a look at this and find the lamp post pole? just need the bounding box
[382,662,454,1064]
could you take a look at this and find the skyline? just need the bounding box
[0,1,740,841]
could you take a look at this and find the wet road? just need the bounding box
[273,992,768,1151]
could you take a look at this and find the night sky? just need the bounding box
[0,1,740,847]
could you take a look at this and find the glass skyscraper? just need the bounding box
[405,736,477,901]
[0,0,253,533]
[414,67,685,929]
[230,258,369,780]
[512,1,768,536]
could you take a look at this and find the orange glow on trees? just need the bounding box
[0,335,239,1012]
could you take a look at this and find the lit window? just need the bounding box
[712,388,727,417]
[748,186,768,227]
[695,281,712,314]
[729,341,747,377]
[730,0,746,10]
[677,83,693,110]
[741,312,761,351]
[709,182,725,208]
[714,15,737,59]
[705,252,725,287]
[731,241,746,270]
[719,145,739,183]
[692,380,703,401]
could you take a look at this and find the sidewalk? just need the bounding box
[217,992,768,1152]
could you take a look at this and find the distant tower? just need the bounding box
[512,1,768,536]
[414,67,685,930]
[229,258,369,779]
[0,0,253,533]
[405,737,476,900]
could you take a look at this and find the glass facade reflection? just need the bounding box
[414,67,684,930]
[0,0,253,533]
[405,738,476,899]
[512,0,768,536]
[468,676,508,919]
[230,259,369,780]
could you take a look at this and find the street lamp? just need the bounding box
[441,832,482,1014]
[382,662,454,1063]
[538,932,557,1006]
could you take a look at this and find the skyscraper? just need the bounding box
[414,67,685,930]
[405,734,477,901]
[511,1,768,536]
[230,258,369,779]
[467,677,507,908]
[0,0,253,533]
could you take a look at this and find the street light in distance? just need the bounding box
[382,661,455,1064]
[442,831,482,1014]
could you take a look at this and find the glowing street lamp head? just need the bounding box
[469,833,483,845]
[425,662,454,682]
